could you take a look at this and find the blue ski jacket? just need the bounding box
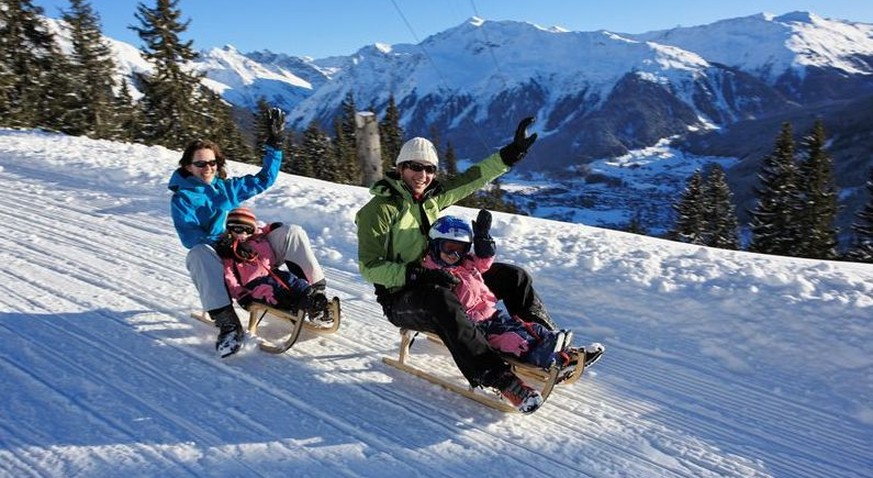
[168,146,282,249]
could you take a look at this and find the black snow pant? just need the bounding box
[482,262,557,330]
[386,284,509,388]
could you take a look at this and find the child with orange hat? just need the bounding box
[215,207,327,315]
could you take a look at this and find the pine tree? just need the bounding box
[749,122,801,255]
[201,87,254,164]
[703,164,740,250]
[669,170,707,245]
[795,119,838,259]
[61,0,119,139]
[846,169,873,263]
[443,141,459,176]
[282,131,300,175]
[130,0,204,149]
[380,94,403,173]
[111,78,142,141]
[0,0,74,130]
[292,122,331,178]
[333,92,361,184]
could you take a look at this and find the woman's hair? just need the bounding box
[178,139,228,179]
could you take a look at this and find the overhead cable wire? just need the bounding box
[389,0,494,156]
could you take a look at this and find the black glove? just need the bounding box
[472,209,492,237]
[233,240,256,261]
[265,107,286,149]
[213,234,235,259]
[406,264,460,288]
[472,209,495,258]
[499,116,538,166]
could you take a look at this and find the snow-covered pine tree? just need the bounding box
[703,164,740,250]
[131,0,203,148]
[61,0,119,140]
[0,0,74,131]
[846,169,873,263]
[379,94,403,173]
[795,119,838,259]
[111,78,142,142]
[749,122,802,256]
[669,169,707,245]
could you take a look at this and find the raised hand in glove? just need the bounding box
[406,263,460,288]
[472,209,495,258]
[499,116,538,167]
[265,107,286,149]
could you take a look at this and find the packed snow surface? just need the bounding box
[0,130,871,477]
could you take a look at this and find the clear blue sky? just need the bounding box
[34,0,873,59]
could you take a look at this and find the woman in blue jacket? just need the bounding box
[168,108,326,358]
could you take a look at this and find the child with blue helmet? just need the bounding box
[421,210,603,371]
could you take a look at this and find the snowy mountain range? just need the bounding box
[51,11,873,236]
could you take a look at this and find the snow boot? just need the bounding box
[582,342,605,368]
[523,295,558,330]
[493,371,543,414]
[209,304,244,358]
[555,342,604,382]
[304,280,332,324]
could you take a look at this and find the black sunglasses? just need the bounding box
[228,224,254,234]
[191,160,218,168]
[403,162,437,174]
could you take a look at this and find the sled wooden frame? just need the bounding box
[382,328,586,413]
[190,297,341,354]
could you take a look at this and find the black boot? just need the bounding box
[525,295,558,330]
[299,280,330,323]
[208,304,243,358]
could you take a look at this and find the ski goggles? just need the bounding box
[227,224,254,235]
[439,239,471,257]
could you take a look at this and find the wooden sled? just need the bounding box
[190,297,341,354]
[382,328,586,413]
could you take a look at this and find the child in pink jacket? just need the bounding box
[215,207,324,313]
[421,210,580,369]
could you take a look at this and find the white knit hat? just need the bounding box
[396,137,439,167]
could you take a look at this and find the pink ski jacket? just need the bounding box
[422,253,497,322]
[222,232,278,300]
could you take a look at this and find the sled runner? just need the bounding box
[382,328,586,413]
[190,297,341,354]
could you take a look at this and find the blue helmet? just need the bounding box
[428,215,472,265]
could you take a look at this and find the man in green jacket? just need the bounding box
[356,118,551,414]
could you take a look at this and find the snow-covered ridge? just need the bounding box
[632,11,873,80]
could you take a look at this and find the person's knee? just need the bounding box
[421,286,461,311]
[186,244,220,270]
[284,224,310,241]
